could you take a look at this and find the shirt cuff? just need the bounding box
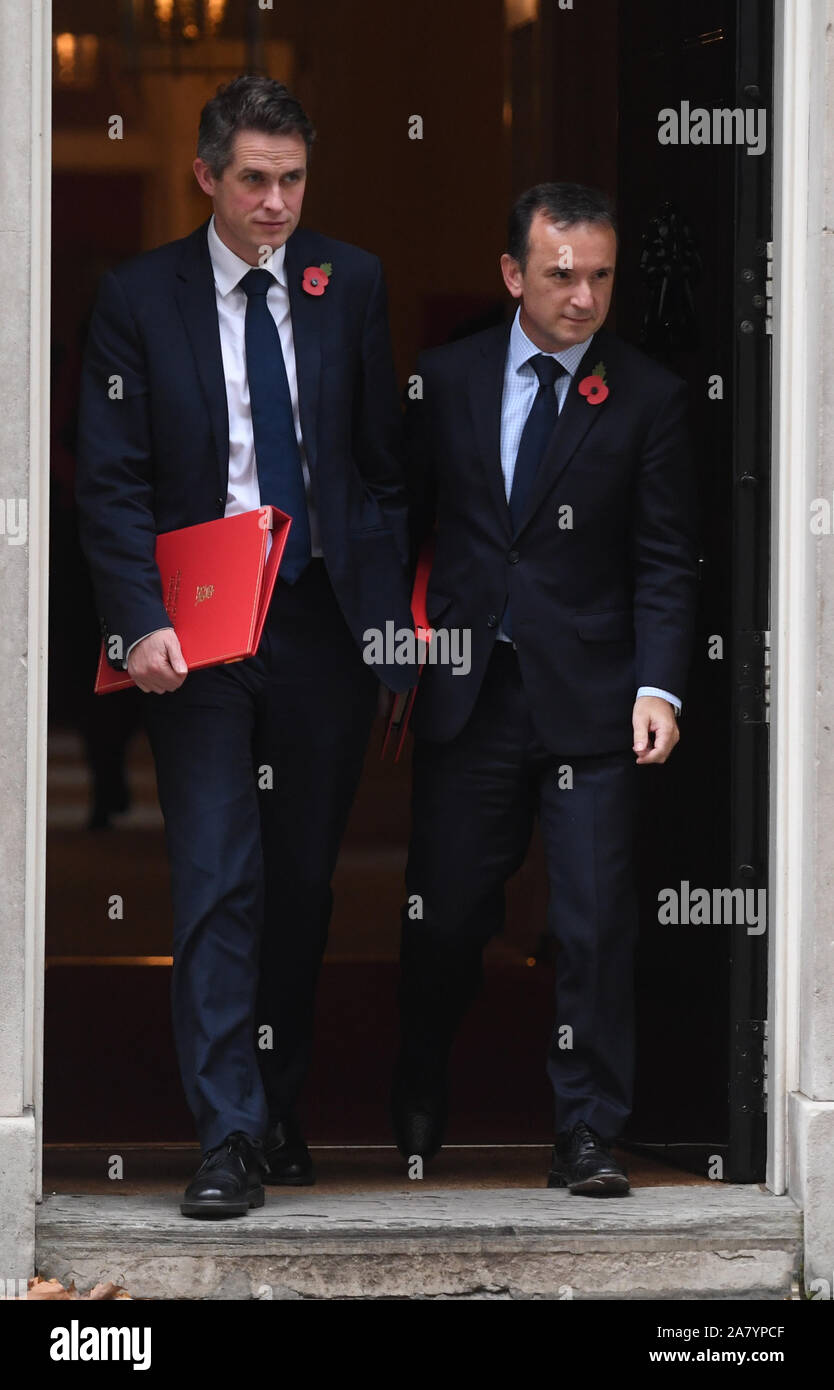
[124,629,169,670]
[637,686,682,715]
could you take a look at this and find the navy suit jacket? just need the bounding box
[75,219,416,691]
[408,322,701,754]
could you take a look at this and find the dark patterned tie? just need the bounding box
[239,268,311,583]
[503,354,568,640]
[509,354,567,527]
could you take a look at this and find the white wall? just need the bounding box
[772,0,834,1285]
[0,0,50,1282]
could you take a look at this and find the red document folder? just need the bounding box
[381,536,435,761]
[94,506,292,694]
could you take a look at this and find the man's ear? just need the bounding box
[193,157,217,198]
[500,252,523,300]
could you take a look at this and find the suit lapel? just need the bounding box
[512,332,610,539]
[174,221,230,499]
[469,324,513,535]
[283,229,322,474]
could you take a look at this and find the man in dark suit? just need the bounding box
[393,183,699,1194]
[75,76,415,1216]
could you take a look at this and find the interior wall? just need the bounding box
[52,0,508,380]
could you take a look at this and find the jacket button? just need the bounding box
[507,549,520,564]
[487,613,498,628]
[216,496,225,508]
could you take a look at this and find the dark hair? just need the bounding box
[197,75,316,177]
[507,182,617,269]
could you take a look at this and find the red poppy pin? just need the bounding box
[302,262,332,297]
[578,360,609,405]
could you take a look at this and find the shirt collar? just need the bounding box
[508,305,594,379]
[207,213,287,297]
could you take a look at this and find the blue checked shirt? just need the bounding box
[497,308,681,715]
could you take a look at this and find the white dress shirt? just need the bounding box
[498,308,681,714]
[206,214,319,551]
[125,214,318,663]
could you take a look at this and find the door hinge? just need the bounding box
[765,240,774,335]
[737,629,771,724]
[733,1019,767,1115]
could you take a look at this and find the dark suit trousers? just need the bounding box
[143,560,378,1152]
[399,642,639,1141]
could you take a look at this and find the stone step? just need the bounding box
[36,1185,801,1300]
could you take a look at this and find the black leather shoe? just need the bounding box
[180,1131,266,1218]
[391,1061,448,1164]
[547,1121,630,1195]
[263,1117,315,1186]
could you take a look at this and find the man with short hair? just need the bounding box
[394,182,699,1194]
[76,76,414,1216]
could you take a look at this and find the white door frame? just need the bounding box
[27,0,52,1209]
[0,0,50,1283]
[767,0,824,1196]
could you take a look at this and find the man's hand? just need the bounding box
[127,627,188,694]
[632,695,679,765]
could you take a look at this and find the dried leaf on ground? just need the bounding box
[2,1276,133,1301]
[24,1277,77,1300]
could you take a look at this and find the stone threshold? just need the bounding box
[36,1184,801,1300]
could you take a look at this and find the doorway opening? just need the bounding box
[45,0,773,1194]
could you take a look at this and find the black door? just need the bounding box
[615,0,773,1181]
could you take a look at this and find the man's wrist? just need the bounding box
[636,685,682,716]
[125,628,170,669]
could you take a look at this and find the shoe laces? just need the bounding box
[567,1121,605,1155]
[204,1131,261,1166]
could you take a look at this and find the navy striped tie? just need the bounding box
[240,268,311,583]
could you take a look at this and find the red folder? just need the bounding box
[94,506,292,694]
[381,535,435,760]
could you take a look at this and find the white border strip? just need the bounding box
[25,0,51,1204]
[768,0,820,1195]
